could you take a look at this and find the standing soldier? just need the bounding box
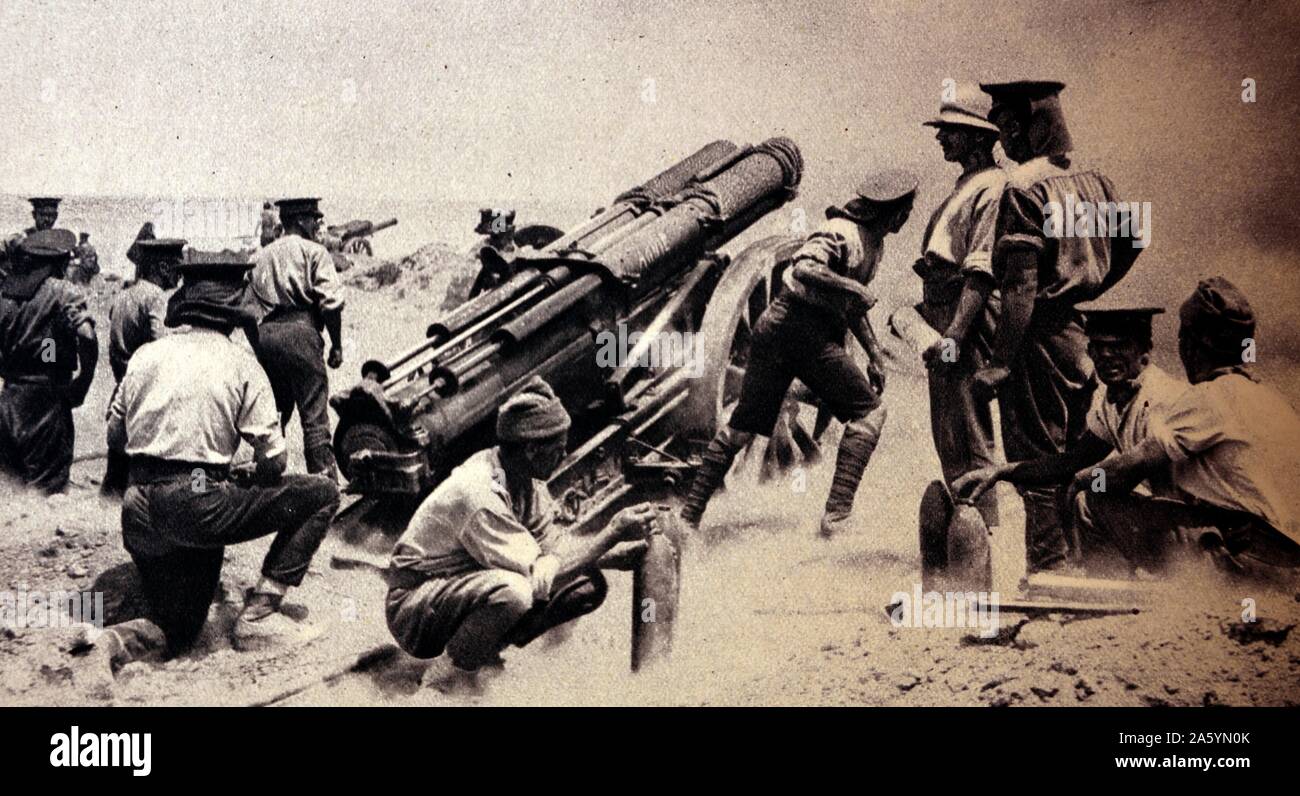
[101,238,186,496]
[679,170,916,538]
[68,232,100,285]
[249,197,345,480]
[2,197,63,277]
[101,251,339,664]
[974,80,1139,572]
[914,83,1006,530]
[0,229,98,493]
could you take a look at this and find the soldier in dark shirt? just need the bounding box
[0,229,98,493]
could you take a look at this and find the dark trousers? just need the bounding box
[0,382,74,493]
[997,313,1094,571]
[253,315,335,475]
[121,466,339,652]
[728,297,878,435]
[386,568,608,669]
[1078,491,1300,580]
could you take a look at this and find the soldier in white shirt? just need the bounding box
[954,305,1186,574]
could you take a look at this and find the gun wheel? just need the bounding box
[334,422,399,482]
[680,235,826,479]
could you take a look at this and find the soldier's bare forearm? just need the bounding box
[792,263,873,307]
[323,308,343,351]
[945,274,994,343]
[990,250,1038,367]
[1003,433,1114,487]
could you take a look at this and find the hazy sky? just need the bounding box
[2,0,1297,346]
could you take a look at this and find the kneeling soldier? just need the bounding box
[679,170,916,538]
[0,229,97,493]
[386,376,655,693]
[99,251,340,666]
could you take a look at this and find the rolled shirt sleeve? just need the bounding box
[993,184,1048,270]
[457,507,545,576]
[960,184,1002,279]
[309,245,345,313]
[1151,388,1228,463]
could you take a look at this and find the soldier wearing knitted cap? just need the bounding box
[385,376,656,693]
[955,302,1187,574]
[92,250,339,674]
[249,197,346,480]
[0,229,97,493]
[973,79,1144,572]
[914,82,1007,529]
[1055,278,1300,582]
[680,169,915,539]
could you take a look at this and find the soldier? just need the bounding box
[679,170,917,538]
[68,232,100,285]
[385,376,655,693]
[2,197,63,277]
[974,80,1138,572]
[468,207,518,297]
[0,229,97,494]
[249,197,345,479]
[256,201,281,248]
[1056,279,1300,582]
[953,304,1187,573]
[97,251,339,667]
[101,238,186,497]
[914,83,1006,530]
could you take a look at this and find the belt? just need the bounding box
[385,566,436,591]
[128,456,230,485]
[0,372,67,387]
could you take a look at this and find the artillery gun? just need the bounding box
[330,138,811,666]
[325,217,397,256]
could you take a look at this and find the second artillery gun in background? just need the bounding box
[324,217,398,257]
[329,138,808,667]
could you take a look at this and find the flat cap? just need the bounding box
[18,228,77,259]
[27,197,62,209]
[475,207,516,235]
[177,249,255,281]
[132,238,188,261]
[274,197,324,219]
[854,168,919,204]
[923,82,1000,132]
[980,80,1066,105]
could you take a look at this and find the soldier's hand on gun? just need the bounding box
[610,502,658,541]
[328,345,344,369]
[953,467,999,504]
[1064,467,1093,515]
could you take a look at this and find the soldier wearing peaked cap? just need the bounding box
[973,79,1144,572]
[100,238,187,497]
[2,198,64,278]
[954,301,1187,574]
[680,170,917,539]
[249,198,346,480]
[0,229,98,494]
[94,250,340,668]
[914,82,1007,529]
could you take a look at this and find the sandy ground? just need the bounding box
[1,253,1298,707]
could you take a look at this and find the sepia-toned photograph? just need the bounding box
[1,0,1298,769]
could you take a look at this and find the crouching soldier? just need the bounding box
[954,304,1186,574]
[0,229,97,494]
[386,376,656,693]
[679,170,916,538]
[101,238,185,497]
[1062,278,1300,583]
[91,251,339,671]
